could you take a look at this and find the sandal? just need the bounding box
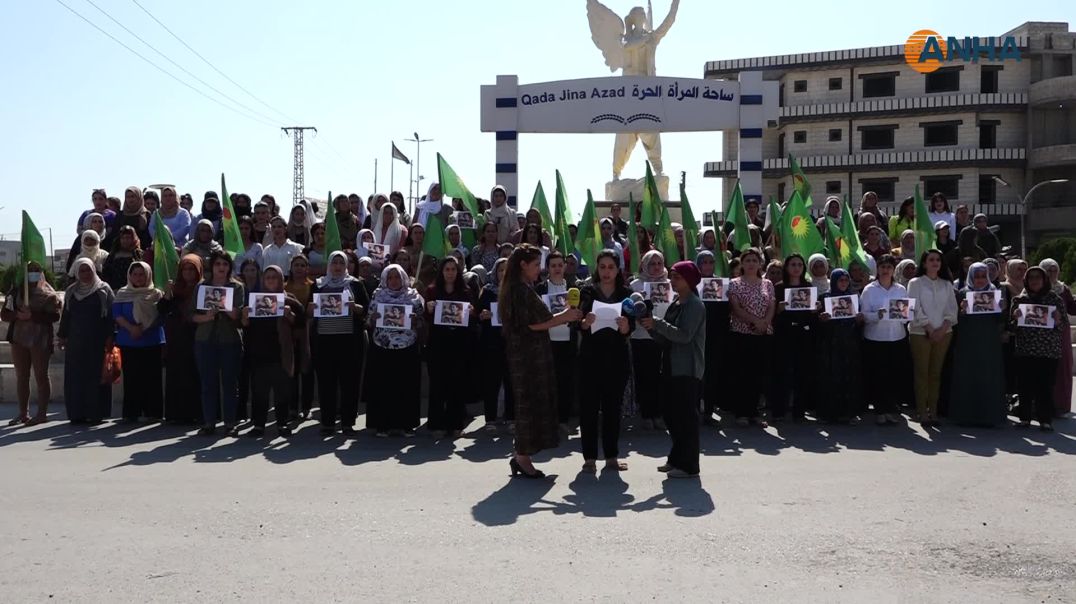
[605,459,628,471]
[25,414,48,427]
[7,416,30,427]
[581,460,597,473]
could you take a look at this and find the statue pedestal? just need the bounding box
[605,174,670,203]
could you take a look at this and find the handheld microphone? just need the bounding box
[629,292,644,303]
[633,300,649,318]
[621,298,636,316]
[566,288,580,309]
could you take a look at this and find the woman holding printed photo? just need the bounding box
[949,262,1006,427]
[1010,266,1069,431]
[578,250,633,472]
[859,254,912,424]
[727,248,774,427]
[694,250,729,424]
[424,256,475,439]
[308,251,369,436]
[629,250,669,429]
[366,264,425,436]
[191,251,245,436]
[534,250,578,430]
[770,253,817,422]
[815,268,864,424]
[241,265,304,437]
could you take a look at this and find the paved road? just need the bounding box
[1,402,1074,603]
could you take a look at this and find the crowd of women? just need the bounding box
[2,186,1073,478]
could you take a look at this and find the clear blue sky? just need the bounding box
[1,0,1070,252]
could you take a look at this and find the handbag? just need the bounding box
[101,346,123,385]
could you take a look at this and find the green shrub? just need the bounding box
[1030,237,1076,286]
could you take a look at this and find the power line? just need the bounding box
[79,0,282,126]
[129,0,298,125]
[51,0,277,128]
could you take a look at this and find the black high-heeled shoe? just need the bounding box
[509,458,546,479]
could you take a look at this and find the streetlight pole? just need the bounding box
[994,177,1069,258]
[406,132,433,214]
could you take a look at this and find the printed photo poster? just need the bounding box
[249,293,284,318]
[644,280,673,305]
[697,278,729,302]
[197,285,234,312]
[885,298,916,322]
[490,302,502,327]
[455,211,475,230]
[783,287,817,311]
[376,303,412,330]
[367,243,388,263]
[434,300,469,326]
[543,292,568,315]
[966,290,1002,314]
[824,295,859,319]
[1017,304,1055,329]
[313,291,350,318]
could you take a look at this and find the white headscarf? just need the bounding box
[69,229,108,276]
[414,182,443,230]
[375,203,406,253]
[65,257,112,316]
[316,250,356,290]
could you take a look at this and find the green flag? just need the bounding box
[726,181,752,252]
[627,192,640,275]
[913,184,936,260]
[837,198,869,270]
[778,190,825,259]
[529,181,554,247]
[437,153,483,248]
[641,161,661,232]
[679,182,699,261]
[19,211,47,301]
[324,190,342,255]
[824,216,846,269]
[152,211,179,289]
[422,210,449,258]
[574,190,602,271]
[655,199,680,265]
[712,243,731,278]
[789,152,812,207]
[220,174,244,258]
[765,195,783,258]
[554,170,574,257]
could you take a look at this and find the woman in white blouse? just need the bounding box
[907,249,959,426]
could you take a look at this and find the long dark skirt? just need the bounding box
[366,343,421,431]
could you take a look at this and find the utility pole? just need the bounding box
[406,132,433,207]
[281,126,317,206]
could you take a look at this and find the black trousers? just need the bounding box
[862,338,911,414]
[290,343,315,416]
[426,330,472,432]
[663,376,701,474]
[236,348,252,421]
[314,333,361,428]
[481,343,514,423]
[251,362,294,428]
[120,345,163,420]
[631,339,662,419]
[767,327,813,419]
[731,332,771,419]
[580,343,629,460]
[1016,356,1058,424]
[551,340,577,423]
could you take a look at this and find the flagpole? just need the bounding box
[390,154,395,194]
[373,158,378,194]
[23,261,29,308]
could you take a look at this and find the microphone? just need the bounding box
[566,288,580,309]
[621,298,636,316]
[633,300,649,318]
[629,292,644,303]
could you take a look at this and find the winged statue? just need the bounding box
[586,0,680,179]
